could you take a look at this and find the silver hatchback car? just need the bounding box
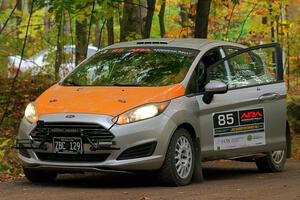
[17,39,291,186]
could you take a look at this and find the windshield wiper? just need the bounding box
[62,80,82,86]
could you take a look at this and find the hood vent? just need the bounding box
[136,41,169,45]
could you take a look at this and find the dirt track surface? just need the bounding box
[1,160,300,200]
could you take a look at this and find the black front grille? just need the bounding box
[117,142,157,160]
[35,152,109,162]
[30,122,114,144]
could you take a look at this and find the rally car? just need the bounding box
[17,39,291,186]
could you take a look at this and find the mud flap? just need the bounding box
[192,137,204,182]
[286,121,292,159]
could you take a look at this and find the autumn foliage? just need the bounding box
[0,0,299,180]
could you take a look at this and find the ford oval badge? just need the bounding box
[65,114,75,119]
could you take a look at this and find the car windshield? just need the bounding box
[62,47,199,86]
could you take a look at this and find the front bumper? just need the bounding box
[17,113,177,171]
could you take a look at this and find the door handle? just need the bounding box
[259,93,280,101]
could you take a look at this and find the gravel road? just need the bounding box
[1,160,300,200]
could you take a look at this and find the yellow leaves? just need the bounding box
[124,32,142,41]
[0,8,17,23]
[13,9,23,18]
[0,138,11,148]
[17,8,45,39]
[155,1,161,11]
[170,0,191,5]
[211,0,228,9]
[164,27,192,38]
[0,138,11,165]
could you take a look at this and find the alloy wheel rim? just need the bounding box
[271,150,284,164]
[174,136,193,179]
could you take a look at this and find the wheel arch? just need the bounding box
[176,123,201,160]
[177,123,197,139]
[165,122,200,154]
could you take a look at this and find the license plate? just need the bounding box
[53,137,82,154]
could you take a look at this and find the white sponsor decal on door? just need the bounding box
[214,132,265,151]
[213,108,266,150]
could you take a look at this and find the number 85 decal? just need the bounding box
[213,111,239,128]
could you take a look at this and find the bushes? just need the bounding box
[0,74,54,178]
[0,74,54,125]
[287,102,300,134]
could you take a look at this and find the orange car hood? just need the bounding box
[36,84,186,117]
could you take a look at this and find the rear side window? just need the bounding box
[207,46,279,89]
[223,46,241,56]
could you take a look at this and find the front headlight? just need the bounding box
[24,102,38,123]
[113,101,170,125]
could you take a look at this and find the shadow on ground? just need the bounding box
[19,162,260,188]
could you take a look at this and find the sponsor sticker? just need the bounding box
[213,108,265,150]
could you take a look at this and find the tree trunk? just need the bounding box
[15,0,22,37]
[158,0,166,37]
[143,0,156,38]
[75,18,88,65]
[120,0,146,41]
[27,0,33,13]
[94,19,100,47]
[179,4,189,28]
[107,17,114,45]
[44,6,51,30]
[97,20,106,49]
[54,17,63,81]
[269,5,275,42]
[194,0,212,38]
[16,0,22,23]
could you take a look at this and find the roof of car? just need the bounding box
[105,38,246,50]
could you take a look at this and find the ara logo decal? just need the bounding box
[239,108,264,125]
[240,111,263,119]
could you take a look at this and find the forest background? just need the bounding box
[0,0,299,181]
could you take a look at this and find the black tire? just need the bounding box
[192,138,204,183]
[23,167,57,183]
[159,128,196,186]
[255,147,287,172]
[255,122,290,173]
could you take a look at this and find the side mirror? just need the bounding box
[202,80,228,104]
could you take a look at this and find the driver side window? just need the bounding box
[207,61,229,85]
[186,47,224,94]
[205,48,229,88]
[207,45,279,89]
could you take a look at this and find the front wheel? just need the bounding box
[159,128,195,186]
[23,167,57,183]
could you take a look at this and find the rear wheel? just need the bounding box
[255,123,290,172]
[255,148,287,172]
[159,128,196,186]
[23,167,57,183]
